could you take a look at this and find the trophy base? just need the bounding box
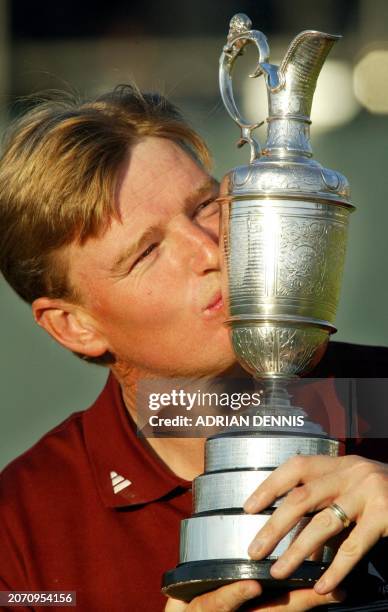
[162,558,328,602]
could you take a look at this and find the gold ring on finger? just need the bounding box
[328,502,351,528]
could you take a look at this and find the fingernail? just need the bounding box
[314,578,327,594]
[242,580,262,598]
[244,491,268,513]
[244,498,257,513]
[248,539,264,557]
[271,558,287,575]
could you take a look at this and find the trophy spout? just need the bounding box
[263,31,341,158]
[272,30,341,121]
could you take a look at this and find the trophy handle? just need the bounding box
[219,13,280,163]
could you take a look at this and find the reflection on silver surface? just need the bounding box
[180,514,334,563]
[205,436,338,472]
[194,470,275,513]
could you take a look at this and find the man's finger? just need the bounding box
[244,455,341,514]
[249,587,346,611]
[247,470,346,560]
[191,580,262,611]
[269,504,349,578]
[315,514,381,594]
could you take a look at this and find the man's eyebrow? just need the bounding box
[110,226,159,274]
[183,176,220,211]
[110,177,220,274]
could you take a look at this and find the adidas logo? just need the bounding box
[110,471,132,494]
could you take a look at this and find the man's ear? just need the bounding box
[32,297,109,358]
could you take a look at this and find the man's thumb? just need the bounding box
[193,580,262,611]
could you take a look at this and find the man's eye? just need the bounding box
[132,243,158,268]
[195,199,219,216]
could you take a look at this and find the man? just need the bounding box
[0,85,387,611]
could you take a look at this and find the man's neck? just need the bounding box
[111,363,206,481]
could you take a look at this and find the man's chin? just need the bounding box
[110,342,239,380]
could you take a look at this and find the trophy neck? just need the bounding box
[262,116,312,159]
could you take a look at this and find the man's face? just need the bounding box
[67,136,236,377]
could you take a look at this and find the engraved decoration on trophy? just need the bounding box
[163,14,354,601]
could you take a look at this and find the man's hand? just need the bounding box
[164,580,345,611]
[165,581,261,611]
[244,455,388,595]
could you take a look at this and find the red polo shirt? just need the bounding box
[0,374,192,611]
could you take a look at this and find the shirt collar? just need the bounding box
[83,373,191,509]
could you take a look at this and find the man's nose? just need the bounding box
[177,217,220,274]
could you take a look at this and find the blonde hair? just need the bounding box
[0,85,210,305]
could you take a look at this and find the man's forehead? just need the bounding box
[117,138,209,205]
[119,172,217,226]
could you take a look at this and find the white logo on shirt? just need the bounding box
[110,471,132,494]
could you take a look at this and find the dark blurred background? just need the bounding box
[1,0,388,468]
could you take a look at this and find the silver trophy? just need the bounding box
[163,14,354,601]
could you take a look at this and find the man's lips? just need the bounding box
[204,291,223,312]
